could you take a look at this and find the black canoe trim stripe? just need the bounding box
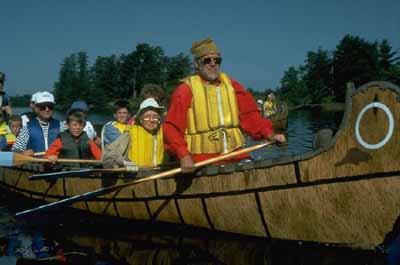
[82,170,400,203]
[1,170,400,204]
[254,191,271,237]
[174,198,185,224]
[62,178,67,197]
[42,182,56,200]
[84,201,90,212]
[154,179,159,197]
[201,197,215,230]
[144,200,153,220]
[294,161,302,183]
[14,170,24,187]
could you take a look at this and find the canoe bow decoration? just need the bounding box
[355,101,394,150]
[1,81,400,249]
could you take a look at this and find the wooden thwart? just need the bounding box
[15,141,274,217]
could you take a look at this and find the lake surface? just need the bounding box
[1,109,386,264]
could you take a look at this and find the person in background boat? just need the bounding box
[62,100,101,145]
[103,98,165,169]
[12,91,61,156]
[127,83,166,125]
[0,115,22,151]
[20,91,41,127]
[263,89,277,118]
[45,110,102,165]
[101,99,130,149]
[0,72,12,118]
[163,38,286,172]
[256,99,264,116]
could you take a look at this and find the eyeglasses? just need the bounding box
[38,104,54,111]
[201,57,223,65]
[142,116,160,122]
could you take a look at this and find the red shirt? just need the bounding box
[45,137,102,160]
[163,76,274,162]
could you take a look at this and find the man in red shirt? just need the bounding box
[163,38,286,172]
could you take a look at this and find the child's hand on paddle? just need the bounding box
[47,155,58,164]
[22,149,34,157]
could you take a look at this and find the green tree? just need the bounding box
[54,54,78,110]
[333,35,379,101]
[302,48,334,103]
[377,39,400,84]
[90,55,121,110]
[279,66,308,105]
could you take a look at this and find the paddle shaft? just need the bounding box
[16,141,273,217]
[13,152,101,165]
[32,157,102,164]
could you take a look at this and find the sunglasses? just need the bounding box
[142,115,160,122]
[201,57,223,65]
[38,104,54,111]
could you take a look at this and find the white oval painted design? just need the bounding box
[355,102,394,149]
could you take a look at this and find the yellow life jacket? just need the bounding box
[0,122,7,135]
[0,122,15,145]
[128,124,164,167]
[5,133,16,145]
[263,101,277,117]
[113,121,129,134]
[183,73,245,154]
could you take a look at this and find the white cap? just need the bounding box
[31,92,42,103]
[257,99,263,104]
[35,91,55,105]
[136,98,164,117]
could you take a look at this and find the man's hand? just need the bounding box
[47,155,58,164]
[180,155,195,173]
[268,133,286,144]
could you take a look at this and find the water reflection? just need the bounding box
[250,109,343,160]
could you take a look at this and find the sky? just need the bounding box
[1,0,399,96]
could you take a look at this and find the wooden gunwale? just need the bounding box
[1,81,400,249]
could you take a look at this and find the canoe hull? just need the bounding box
[1,81,400,249]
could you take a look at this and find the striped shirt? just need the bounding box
[12,118,61,152]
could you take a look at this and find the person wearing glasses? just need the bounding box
[163,38,286,172]
[12,91,61,156]
[102,98,165,169]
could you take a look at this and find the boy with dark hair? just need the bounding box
[101,99,131,149]
[45,111,102,166]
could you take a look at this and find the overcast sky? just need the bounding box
[1,0,399,96]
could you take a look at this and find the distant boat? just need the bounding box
[263,101,288,132]
[1,81,399,249]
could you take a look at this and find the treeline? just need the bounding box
[277,34,400,106]
[10,35,400,110]
[53,43,192,111]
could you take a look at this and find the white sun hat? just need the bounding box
[35,91,55,105]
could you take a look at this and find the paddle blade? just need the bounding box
[0,152,14,167]
[12,152,36,166]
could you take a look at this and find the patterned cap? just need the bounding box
[190,38,220,58]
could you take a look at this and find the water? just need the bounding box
[0,109,386,264]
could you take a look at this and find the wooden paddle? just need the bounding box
[0,152,102,167]
[15,141,274,218]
